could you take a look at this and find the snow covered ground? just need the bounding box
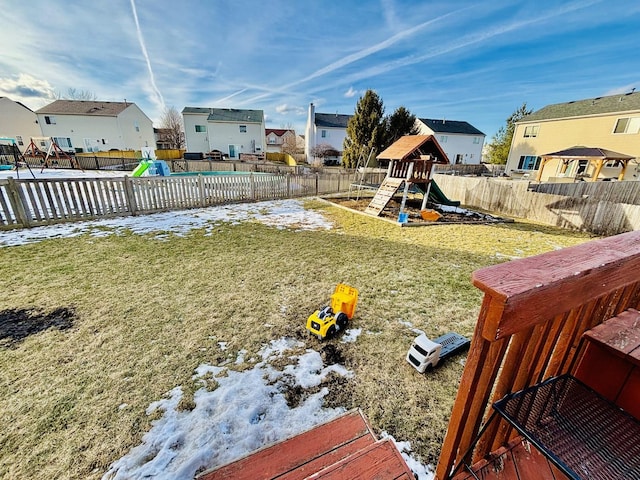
[0,166,127,180]
[1,185,434,479]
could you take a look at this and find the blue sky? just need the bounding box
[1,0,639,140]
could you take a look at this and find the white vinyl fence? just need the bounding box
[0,172,354,230]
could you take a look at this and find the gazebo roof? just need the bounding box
[543,146,634,160]
[377,135,449,164]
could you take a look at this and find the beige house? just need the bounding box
[0,97,41,152]
[36,100,155,153]
[506,91,640,182]
[265,128,296,153]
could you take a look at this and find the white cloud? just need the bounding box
[0,74,55,108]
[344,87,357,98]
[275,104,306,115]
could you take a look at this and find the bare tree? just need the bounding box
[281,131,300,156]
[159,106,185,149]
[57,88,98,100]
[310,143,340,165]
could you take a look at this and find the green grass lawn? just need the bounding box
[0,200,595,478]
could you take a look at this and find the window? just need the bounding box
[195,125,206,133]
[239,125,247,133]
[321,130,327,138]
[524,125,539,138]
[53,137,72,149]
[44,115,56,125]
[517,155,541,170]
[268,137,276,144]
[16,135,23,146]
[440,135,448,143]
[473,137,481,144]
[574,160,589,176]
[613,117,640,134]
[134,121,140,132]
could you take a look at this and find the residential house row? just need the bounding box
[5,91,637,181]
[303,102,486,165]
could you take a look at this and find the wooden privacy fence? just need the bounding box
[434,174,640,236]
[531,178,640,205]
[0,172,354,230]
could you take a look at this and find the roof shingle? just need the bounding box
[419,118,484,136]
[182,107,264,123]
[315,113,352,128]
[36,100,132,116]
[522,91,640,123]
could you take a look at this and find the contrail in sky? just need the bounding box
[130,0,165,110]
[240,6,470,105]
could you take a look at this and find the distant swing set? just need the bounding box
[22,137,81,172]
[0,137,35,178]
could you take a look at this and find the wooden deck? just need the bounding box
[436,230,640,479]
[196,409,414,480]
[452,437,569,480]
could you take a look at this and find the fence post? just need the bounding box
[315,173,319,196]
[198,174,206,207]
[5,177,31,228]
[286,174,291,197]
[123,176,138,215]
[250,173,256,200]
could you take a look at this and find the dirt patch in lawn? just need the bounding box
[0,306,75,348]
[325,195,509,225]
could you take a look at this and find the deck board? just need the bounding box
[453,438,570,480]
[197,410,376,480]
[307,439,414,480]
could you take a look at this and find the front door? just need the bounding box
[228,144,236,158]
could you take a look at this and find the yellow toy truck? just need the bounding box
[306,283,359,340]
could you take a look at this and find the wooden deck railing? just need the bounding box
[0,172,354,230]
[436,229,640,479]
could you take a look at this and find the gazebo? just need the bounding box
[536,146,634,182]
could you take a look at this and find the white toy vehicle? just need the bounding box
[406,332,470,373]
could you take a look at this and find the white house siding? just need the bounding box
[435,134,483,165]
[183,113,210,153]
[0,97,41,152]
[305,103,351,163]
[209,121,264,158]
[115,104,155,151]
[38,114,120,152]
[314,127,347,154]
[37,105,154,152]
[416,121,484,165]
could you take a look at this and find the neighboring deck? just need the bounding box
[197,409,414,480]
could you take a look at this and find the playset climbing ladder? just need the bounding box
[364,135,450,217]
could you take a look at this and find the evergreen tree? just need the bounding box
[342,90,386,168]
[486,102,532,164]
[386,106,420,145]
